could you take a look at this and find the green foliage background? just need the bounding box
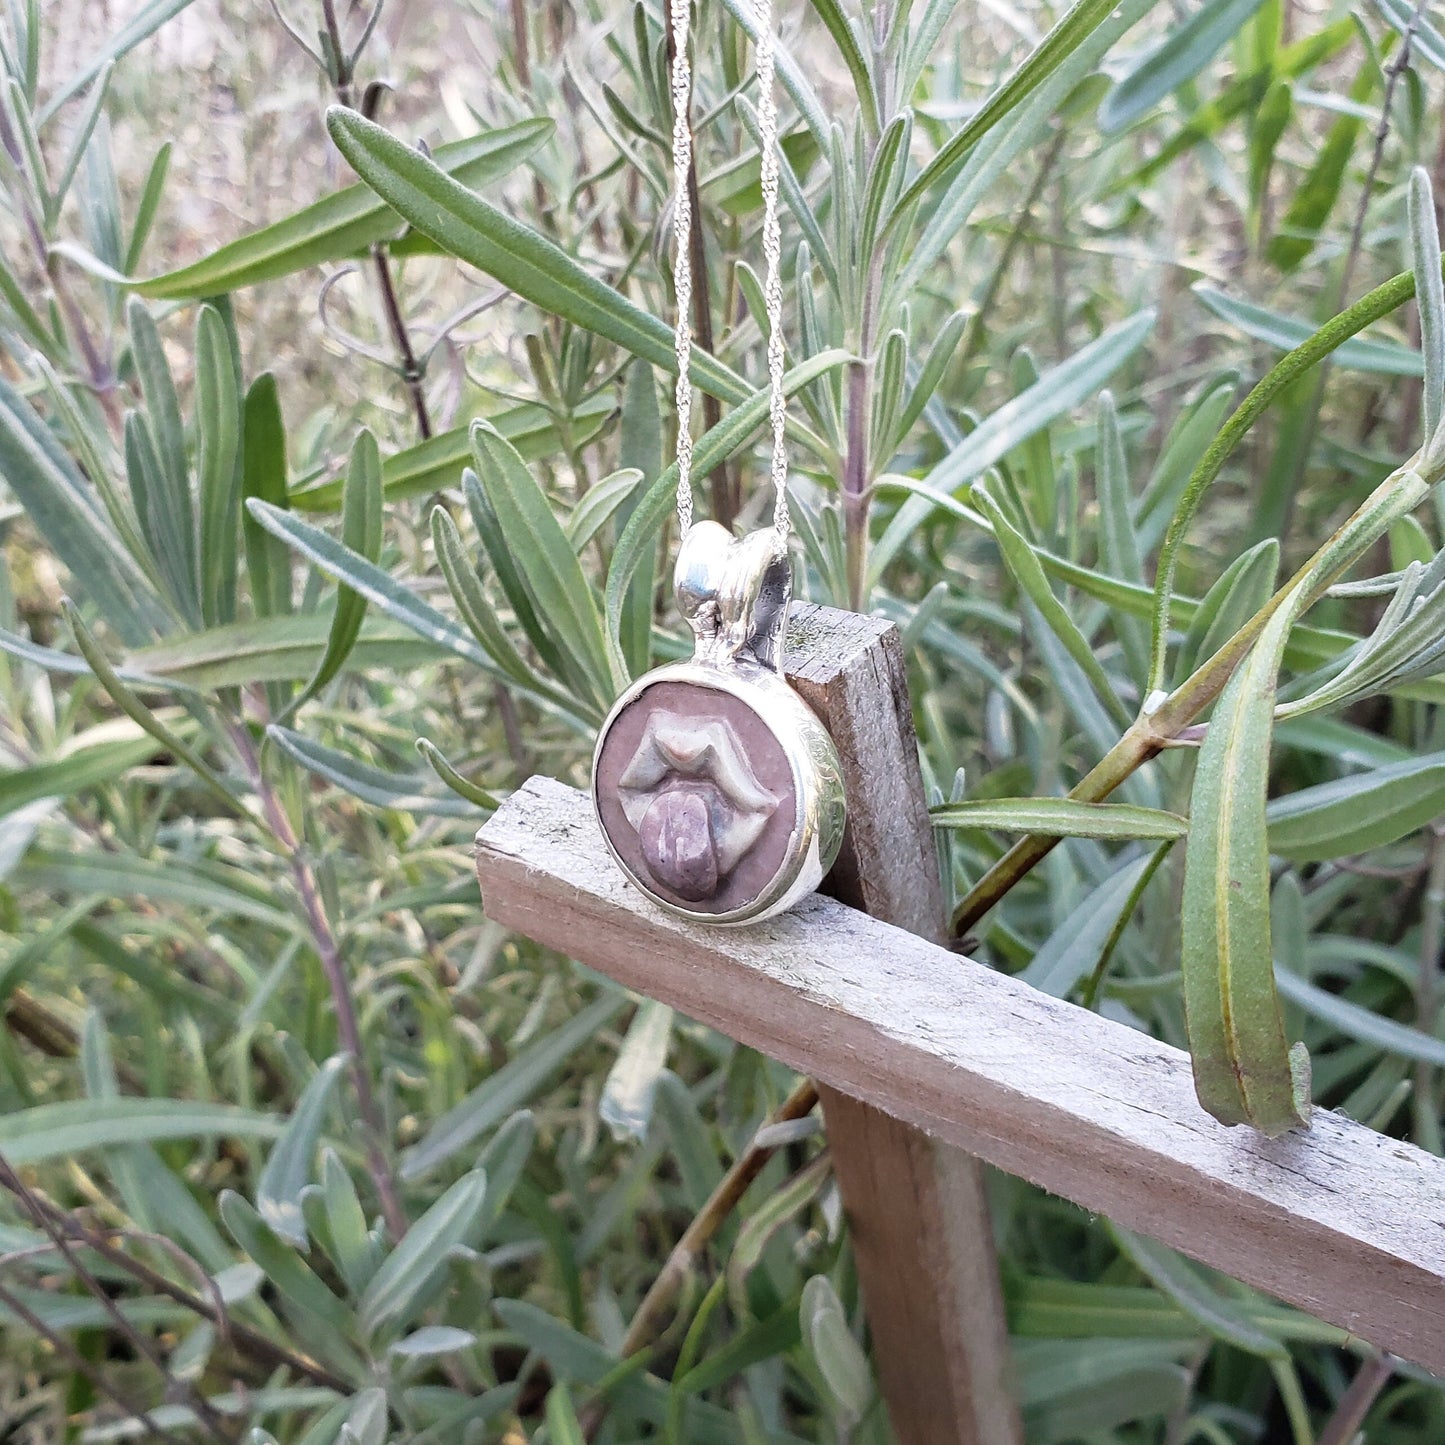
[1,0,1444,1439]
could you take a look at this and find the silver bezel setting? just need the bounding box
[591,658,845,926]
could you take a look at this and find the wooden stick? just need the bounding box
[475,776,1445,1376]
[784,604,1023,1445]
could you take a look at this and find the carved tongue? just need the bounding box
[639,790,719,901]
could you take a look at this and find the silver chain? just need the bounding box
[670,0,790,538]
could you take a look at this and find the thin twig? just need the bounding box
[0,1277,179,1443]
[371,245,432,439]
[1316,1352,1397,1445]
[231,725,407,1242]
[2,1189,351,1392]
[620,1075,819,1356]
[577,1079,823,1441]
[0,1156,231,1440]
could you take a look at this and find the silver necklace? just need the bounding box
[591,0,846,925]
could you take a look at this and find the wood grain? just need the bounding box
[476,775,1445,1375]
[784,603,1023,1445]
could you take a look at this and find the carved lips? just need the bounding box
[616,714,781,901]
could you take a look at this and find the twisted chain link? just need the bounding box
[754,0,789,536]
[669,0,696,534]
[670,0,790,538]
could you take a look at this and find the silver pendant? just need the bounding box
[592,521,846,925]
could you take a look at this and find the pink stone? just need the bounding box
[639,789,719,900]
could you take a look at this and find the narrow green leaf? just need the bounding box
[470,420,623,706]
[1175,538,1279,683]
[195,304,241,627]
[933,797,1186,840]
[599,1000,674,1142]
[415,738,501,811]
[1373,0,1445,72]
[128,299,196,605]
[800,1275,873,1425]
[604,349,852,658]
[137,122,554,297]
[1100,0,1269,132]
[1266,753,1445,861]
[288,393,615,512]
[256,1053,348,1249]
[429,504,589,723]
[126,613,443,689]
[618,360,662,678]
[713,0,831,144]
[1194,284,1424,377]
[266,724,481,819]
[339,1388,388,1445]
[1118,21,1355,191]
[1109,1226,1286,1359]
[1181,605,1312,1135]
[287,430,383,714]
[1411,168,1445,465]
[1095,392,1147,679]
[888,310,966,456]
[245,500,481,666]
[325,107,757,411]
[0,1098,282,1164]
[545,1383,587,1445]
[1266,60,1372,273]
[0,374,162,643]
[462,465,571,685]
[872,311,1155,582]
[492,1300,747,1443]
[19,851,294,939]
[893,0,1134,217]
[359,1169,488,1336]
[0,729,158,819]
[321,1148,383,1296]
[124,140,172,276]
[804,0,878,127]
[977,489,1131,726]
[47,61,112,223]
[125,409,197,623]
[220,1191,354,1338]
[242,374,292,617]
[566,467,644,554]
[64,600,242,813]
[1022,854,1163,1000]
[37,0,197,125]
[1275,969,1445,1067]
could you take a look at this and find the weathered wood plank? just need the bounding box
[784,603,1022,1445]
[476,775,1445,1375]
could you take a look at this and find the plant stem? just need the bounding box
[371,244,432,440]
[231,725,407,1241]
[620,1076,819,1356]
[72,1223,351,1392]
[1316,1352,1396,1445]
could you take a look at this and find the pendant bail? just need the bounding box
[675,521,791,674]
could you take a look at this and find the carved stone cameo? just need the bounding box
[594,681,798,916]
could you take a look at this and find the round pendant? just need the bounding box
[592,521,846,925]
